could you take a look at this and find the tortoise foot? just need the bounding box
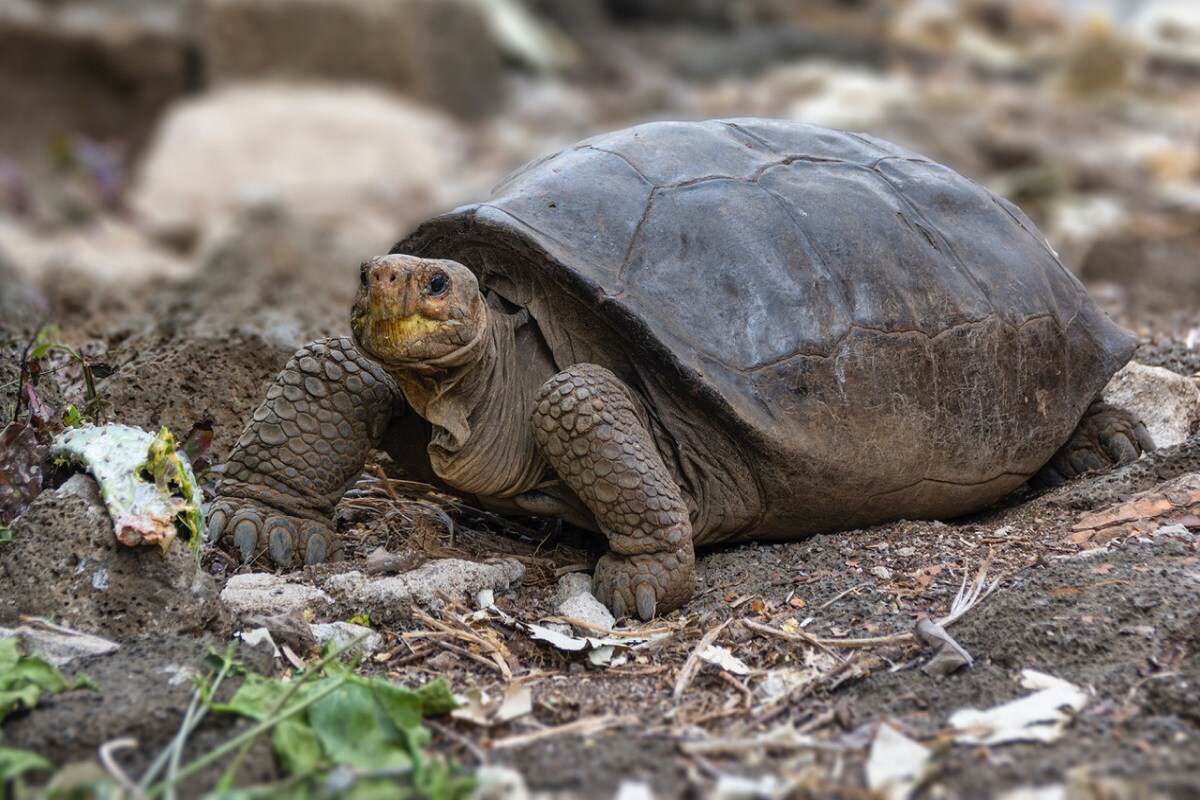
[1032,401,1156,489]
[593,547,695,621]
[208,497,342,567]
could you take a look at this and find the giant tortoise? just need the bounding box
[207,119,1152,619]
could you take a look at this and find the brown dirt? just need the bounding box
[4,219,1198,797]
[3,68,1200,799]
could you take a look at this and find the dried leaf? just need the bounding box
[949,670,1088,745]
[0,422,45,526]
[494,683,532,723]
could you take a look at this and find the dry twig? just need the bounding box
[97,737,142,797]
[673,620,731,700]
[745,555,999,650]
[489,715,632,750]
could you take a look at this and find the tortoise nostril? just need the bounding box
[388,274,396,283]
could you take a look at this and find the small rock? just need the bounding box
[870,566,893,580]
[309,622,384,655]
[1154,523,1195,542]
[0,475,228,641]
[614,781,655,800]
[0,623,119,667]
[1103,362,1200,448]
[553,572,593,604]
[220,573,334,619]
[552,573,614,633]
[221,558,524,626]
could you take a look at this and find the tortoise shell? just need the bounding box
[394,119,1134,541]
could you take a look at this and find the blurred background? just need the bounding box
[2,0,1199,381]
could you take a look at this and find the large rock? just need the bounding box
[130,83,472,250]
[0,0,195,159]
[0,474,228,640]
[200,0,502,118]
[1103,362,1200,449]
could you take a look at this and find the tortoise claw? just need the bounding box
[207,497,341,568]
[266,518,297,565]
[611,593,629,620]
[635,584,657,621]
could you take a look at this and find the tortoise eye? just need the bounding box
[426,274,449,296]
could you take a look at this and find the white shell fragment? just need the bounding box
[698,644,752,676]
[865,723,934,800]
[51,424,204,553]
[949,670,1089,745]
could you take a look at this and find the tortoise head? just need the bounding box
[351,254,487,367]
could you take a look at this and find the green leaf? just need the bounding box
[307,682,411,772]
[0,525,10,546]
[0,685,43,723]
[0,638,19,673]
[0,637,95,727]
[413,679,457,717]
[211,673,294,721]
[0,746,53,783]
[272,716,323,776]
[62,405,84,428]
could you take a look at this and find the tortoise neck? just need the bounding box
[390,312,549,498]
[386,313,500,439]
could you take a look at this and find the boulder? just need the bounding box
[0,0,195,158]
[1103,362,1200,449]
[199,0,502,118]
[0,474,228,640]
[130,83,472,250]
[220,557,526,625]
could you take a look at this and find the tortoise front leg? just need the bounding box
[208,336,401,566]
[531,364,695,620]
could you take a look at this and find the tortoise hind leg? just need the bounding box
[1031,400,1156,489]
[207,336,401,566]
[530,364,696,620]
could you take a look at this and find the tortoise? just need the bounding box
[208,119,1153,620]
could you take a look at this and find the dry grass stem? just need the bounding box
[745,556,1000,650]
[679,731,842,757]
[97,737,141,796]
[673,620,731,700]
[411,607,512,680]
[489,715,632,750]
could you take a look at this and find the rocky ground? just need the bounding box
[3,2,1200,798]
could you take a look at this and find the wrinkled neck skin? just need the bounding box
[381,310,548,499]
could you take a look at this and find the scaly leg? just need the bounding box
[207,336,401,566]
[531,364,695,620]
[1031,400,1156,489]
